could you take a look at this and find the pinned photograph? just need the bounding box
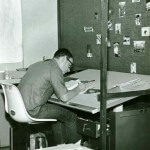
[123,36,130,45]
[119,2,126,17]
[84,26,94,32]
[135,14,141,26]
[94,12,99,19]
[113,42,120,57]
[96,34,101,45]
[141,27,150,36]
[133,41,145,53]
[146,0,150,11]
[115,23,121,34]
[109,9,113,15]
[130,62,136,74]
[107,40,111,47]
[132,0,140,3]
[108,20,113,31]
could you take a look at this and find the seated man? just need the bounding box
[18,48,86,144]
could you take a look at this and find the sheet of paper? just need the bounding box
[0,0,23,63]
[65,79,80,90]
[79,81,95,94]
[116,78,150,91]
[36,143,92,150]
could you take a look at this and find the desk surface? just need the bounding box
[49,69,150,114]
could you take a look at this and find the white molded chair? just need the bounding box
[1,82,57,123]
[1,82,58,149]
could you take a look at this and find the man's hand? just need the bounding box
[78,81,95,94]
[78,82,86,93]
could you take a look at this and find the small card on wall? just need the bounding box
[133,41,145,53]
[131,62,136,73]
[135,14,141,26]
[96,34,101,45]
[141,27,150,36]
[84,27,94,32]
[119,2,126,18]
[108,20,113,31]
[113,42,120,57]
[146,0,150,11]
[115,23,121,34]
[123,36,130,45]
[132,0,140,3]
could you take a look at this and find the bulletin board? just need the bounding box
[0,0,23,64]
[58,0,150,75]
[108,0,150,75]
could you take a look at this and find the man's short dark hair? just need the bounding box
[54,48,73,59]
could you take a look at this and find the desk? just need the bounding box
[0,70,26,84]
[49,69,150,114]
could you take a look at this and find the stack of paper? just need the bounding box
[35,144,92,150]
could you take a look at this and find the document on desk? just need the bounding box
[115,78,150,91]
[38,143,92,150]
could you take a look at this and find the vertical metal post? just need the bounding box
[57,0,62,49]
[100,0,108,150]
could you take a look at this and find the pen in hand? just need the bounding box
[81,80,95,83]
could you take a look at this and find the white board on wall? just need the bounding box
[0,0,23,63]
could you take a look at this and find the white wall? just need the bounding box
[22,0,58,67]
[0,0,58,147]
[0,0,58,70]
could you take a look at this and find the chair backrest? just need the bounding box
[1,83,34,123]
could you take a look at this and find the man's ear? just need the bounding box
[59,56,67,64]
[62,56,67,63]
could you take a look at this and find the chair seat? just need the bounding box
[0,82,57,123]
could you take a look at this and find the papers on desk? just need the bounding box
[115,78,150,91]
[79,81,95,94]
[36,143,92,150]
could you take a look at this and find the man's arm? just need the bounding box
[60,83,85,102]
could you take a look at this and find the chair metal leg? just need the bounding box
[10,127,13,150]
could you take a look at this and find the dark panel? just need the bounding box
[59,0,101,69]
[109,109,150,150]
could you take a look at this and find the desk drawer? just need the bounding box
[77,118,100,138]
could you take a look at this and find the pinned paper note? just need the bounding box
[141,27,150,36]
[119,2,126,18]
[135,14,141,26]
[84,26,94,32]
[133,41,145,53]
[130,62,136,73]
[96,34,101,45]
[123,36,130,45]
[115,23,121,34]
